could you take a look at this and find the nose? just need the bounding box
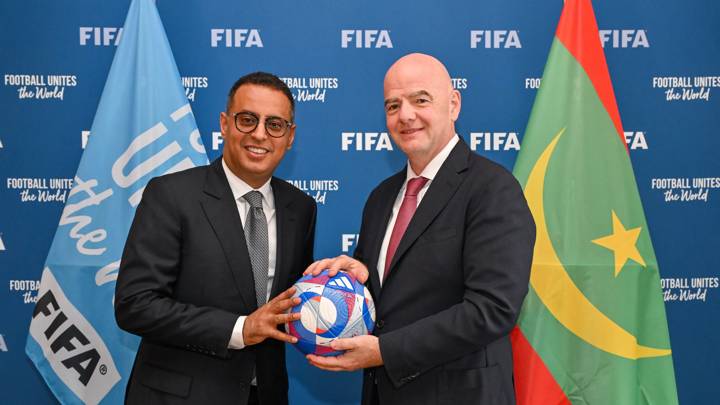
[398,102,416,123]
[248,122,269,141]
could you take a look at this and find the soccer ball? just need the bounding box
[286,270,376,356]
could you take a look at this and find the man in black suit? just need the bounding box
[115,72,319,405]
[306,53,536,404]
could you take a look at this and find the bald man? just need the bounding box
[306,53,536,404]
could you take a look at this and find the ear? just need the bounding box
[219,112,229,138]
[449,89,461,121]
[286,125,296,150]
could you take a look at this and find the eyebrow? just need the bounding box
[384,90,434,107]
[237,110,289,121]
[409,90,433,100]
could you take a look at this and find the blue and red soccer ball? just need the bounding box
[286,270,375,356]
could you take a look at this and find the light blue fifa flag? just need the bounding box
[25,0,208,403]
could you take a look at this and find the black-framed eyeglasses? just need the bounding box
[232,111,293,138]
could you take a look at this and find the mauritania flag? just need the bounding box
[26,0,208,403]
[510,0,678,404]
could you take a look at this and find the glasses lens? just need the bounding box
[265,118,288,137]
[235,113,258,133]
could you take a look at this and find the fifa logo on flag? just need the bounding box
[79,27,123,46]
[341,30,393,48]
[29,269,120,403]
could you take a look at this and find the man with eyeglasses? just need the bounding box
[116,72,346,405]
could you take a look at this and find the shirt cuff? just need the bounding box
[228,316,247,349]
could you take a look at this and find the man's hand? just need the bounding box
[306,335,383,371]
[242,287,301,346]
[304,255,369,283]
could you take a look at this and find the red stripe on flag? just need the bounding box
[511,327,571,405]
[555,0,628,153]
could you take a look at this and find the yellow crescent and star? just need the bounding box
[525,127,670,360]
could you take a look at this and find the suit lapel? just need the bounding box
[270,177,297,298]
[385,141,470,283]
[366,171,405,295]
[200,158,257,311]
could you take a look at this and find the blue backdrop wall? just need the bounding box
[1,0,718,403]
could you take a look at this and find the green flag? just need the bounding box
[510,0,678,404]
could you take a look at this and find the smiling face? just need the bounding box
[220,84,295,188]
[383,53,460,173]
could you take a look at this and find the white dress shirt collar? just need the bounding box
[221,158,274,208]
[405,134,460,181]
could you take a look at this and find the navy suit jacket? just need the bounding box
[354,140,535,405]
[115,158,316,405]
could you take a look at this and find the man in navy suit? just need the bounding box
[307,53,536,404]
[116,72,331,405]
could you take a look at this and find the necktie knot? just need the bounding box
[243,190,263,209]
[405,177,429,197]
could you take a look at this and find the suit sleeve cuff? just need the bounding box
[228,316,247,349]
[379,332,421,388]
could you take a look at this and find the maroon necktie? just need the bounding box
[384,176,429,280]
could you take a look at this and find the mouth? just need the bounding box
[400,127,423,135]
[245,145,270,155]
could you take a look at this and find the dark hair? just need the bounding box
[226,71,295,120]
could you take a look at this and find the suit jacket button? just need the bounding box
[376,320,385,329]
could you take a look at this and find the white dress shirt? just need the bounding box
[376,135,459,283]
[222,159,277,350]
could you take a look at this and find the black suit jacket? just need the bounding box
[115,158,316,405]
[354,140,535,405]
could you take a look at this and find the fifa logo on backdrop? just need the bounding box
[211,29,263,47]
[341,30,393,48]
[470,30,521,49]
[624,131,648,150]
[79,27,123,46]
[341,132,393,151]
[342,234,359,253]
[599,30,649,48]
[470,132,521,151]
[212,131,223,150]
